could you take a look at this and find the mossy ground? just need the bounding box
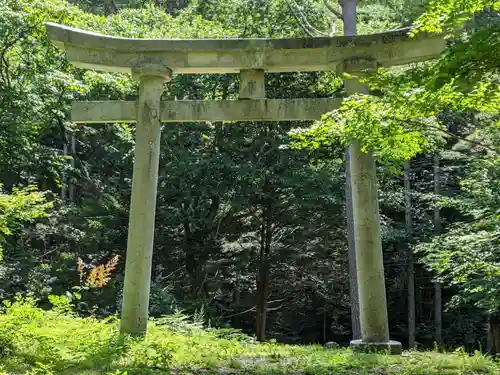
[0,297,498,375]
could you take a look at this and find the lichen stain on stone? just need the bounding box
[150,108,158,119]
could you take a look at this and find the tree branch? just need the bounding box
[0,36,21,89]
[222,306,256,318]
[285,0,317,37]
[324,1,343,20]
[427,125,500,154]
[285,0,330,37]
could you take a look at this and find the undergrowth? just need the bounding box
[0,294,498,375]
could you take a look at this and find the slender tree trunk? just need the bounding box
[434,282,442,346]
[61,139,68,200]
[416,268,423,322]
[234,269,241,306]
[433,154,443,347]
[487,311,500,354]
[256,203,272,341]
[182,216,198,298]
[404,162,416,349]
[69,134,76,202]
[341,0,357,35]
[341,0,361,341]
[323,310,327,342]
[104,0,118,14]
[233,269,241,325]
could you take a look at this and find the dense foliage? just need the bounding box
[0,186,51,261]
[0,0,499,363]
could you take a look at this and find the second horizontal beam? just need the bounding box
[71,98,343,123]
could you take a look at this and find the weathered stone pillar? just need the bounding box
[120,67,171,336]
[342,62,402,354]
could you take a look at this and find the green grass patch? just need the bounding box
[0,295,498,375]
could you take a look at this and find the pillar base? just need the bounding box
[350,339,402,355]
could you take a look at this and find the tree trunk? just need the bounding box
[416,268,423,322]
[434,282,442,346]
[404,161,416,349]
[340,0,357,35]
[341,0,361,341]
[182,217,198,298]
[487,311,500,354]
[104,0,118,14]
[61,140,68,201]
[233,269,241,326]
[182,195,220,299]
[256,203,272,341]
[69,134,76,202]
[433,154,443,347]
[323,310,327,343]
[183,227,210,299]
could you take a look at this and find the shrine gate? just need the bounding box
[46,22,444,353]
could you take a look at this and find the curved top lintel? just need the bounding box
[45,22,446,74]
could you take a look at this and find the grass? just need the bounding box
[0,295,499,375]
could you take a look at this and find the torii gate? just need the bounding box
[46,22,444,353]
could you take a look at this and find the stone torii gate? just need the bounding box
[46,22,444,352]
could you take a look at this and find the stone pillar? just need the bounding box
[120,67,171,336]
[342,62,402,354]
